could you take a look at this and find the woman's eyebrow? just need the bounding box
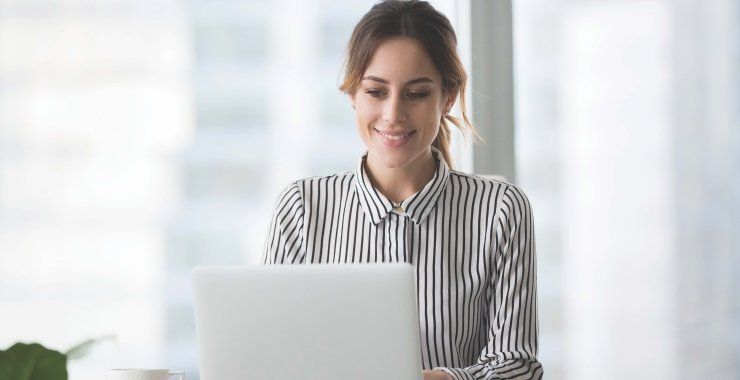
[362,75,434,85]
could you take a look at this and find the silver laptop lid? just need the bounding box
[193,263,422,380]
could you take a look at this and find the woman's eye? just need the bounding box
[407,92,429,99]
[365,89,385,98]
[364,89,428,99]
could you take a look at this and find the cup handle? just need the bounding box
[168,371,185,380]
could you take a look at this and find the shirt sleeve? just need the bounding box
[261,181,306,265]
[433,185,543,380]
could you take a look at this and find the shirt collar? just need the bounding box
[354,147,450,226]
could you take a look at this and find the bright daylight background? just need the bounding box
[0,0,737,379]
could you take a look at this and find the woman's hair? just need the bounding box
[340,0,479,168]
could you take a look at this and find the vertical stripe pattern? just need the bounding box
[262,148,543,380]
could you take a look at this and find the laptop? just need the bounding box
[192,263,423,380]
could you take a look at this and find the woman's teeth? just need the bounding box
[377,130,413,140]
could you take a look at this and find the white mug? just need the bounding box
[107,369,185,380]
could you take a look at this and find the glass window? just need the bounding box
[513,0,739,378]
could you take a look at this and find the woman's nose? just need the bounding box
[382,95,408,124]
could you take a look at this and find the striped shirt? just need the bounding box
[262,147,543,380]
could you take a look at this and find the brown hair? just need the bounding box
[339,0,479,169]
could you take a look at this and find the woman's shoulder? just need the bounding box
[276,170,357,198]
[448,169,532,204]
[286,170,355,188]
[448,169,514,189]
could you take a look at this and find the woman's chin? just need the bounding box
[368,144,431,170]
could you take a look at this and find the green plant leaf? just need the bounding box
[65,335,115,360]
[0,348,29,380]
[0,343,67,380]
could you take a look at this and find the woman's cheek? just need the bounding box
[360,105,381,127]
[420,104,441,127]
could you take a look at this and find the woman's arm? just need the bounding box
[261,181,305,265]
[433,185,543,380]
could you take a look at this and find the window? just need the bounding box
[0,1,464,379]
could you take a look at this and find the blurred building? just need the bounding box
[515,0,739,378]
[162,1,368,376]
[0,0,193,378]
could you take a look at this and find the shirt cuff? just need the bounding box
[432,367,476,380]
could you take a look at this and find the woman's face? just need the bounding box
[352,37,452,170]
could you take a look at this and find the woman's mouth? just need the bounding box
[374,128,416,148]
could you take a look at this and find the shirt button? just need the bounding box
[393,203,404,213]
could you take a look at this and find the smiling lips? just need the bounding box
[374,128,416,148]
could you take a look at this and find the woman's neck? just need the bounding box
[364,149,437,205]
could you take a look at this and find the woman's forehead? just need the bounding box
[363,37,441,84]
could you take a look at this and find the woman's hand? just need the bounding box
[422,369,453,379]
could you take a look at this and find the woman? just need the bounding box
[263,1,542,379]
